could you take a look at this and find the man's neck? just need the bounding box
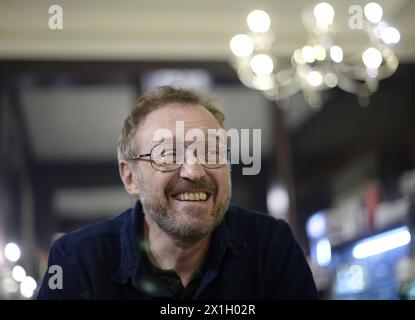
[143,215,210,287]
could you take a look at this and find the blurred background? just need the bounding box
[1,0,415,299]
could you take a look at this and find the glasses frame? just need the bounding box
[130,140,231,173]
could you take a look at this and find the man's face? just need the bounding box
[133,103,231,241]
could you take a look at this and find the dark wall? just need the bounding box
[292,64,415,240]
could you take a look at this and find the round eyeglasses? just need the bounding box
[130,140,230,172]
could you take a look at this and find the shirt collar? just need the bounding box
[112,201,243,285]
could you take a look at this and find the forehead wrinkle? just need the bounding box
[182,120,220,130]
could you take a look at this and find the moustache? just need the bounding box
[167,178,216,196]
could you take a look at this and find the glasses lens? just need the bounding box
[194,139,228,168]
[150,140,229,172]
[151,142,183,172]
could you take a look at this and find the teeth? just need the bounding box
[175,192,208,201]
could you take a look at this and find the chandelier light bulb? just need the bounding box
[250,54,274,75]
[4,242,21,262]
[313,3,335,27]
[293,49,305,64]
[324,73,338,87]
[381,27,400,44]
[362,47,382,68]
[307,71,323,87]
[329,45,343,63]
[252,75,275,90]
[247,10,271,33]
[230,34,254,57]
[313,45,326,61]
[364,3,383,24]
[12,266,26,282]
[20,276,37,298]
[373,21,388,38]
[367,67,379,78]
[302,45,315,63]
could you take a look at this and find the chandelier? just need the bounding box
[229,2,400,108]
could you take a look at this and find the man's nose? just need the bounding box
[179,161,206,181]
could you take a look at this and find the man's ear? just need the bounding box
[119,160,140,198]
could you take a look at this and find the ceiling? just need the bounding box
[21,86,135,161]
[20,84,274,162]
[0,0,414,61]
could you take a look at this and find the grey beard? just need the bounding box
[135,167,232,242]
[141,192,231,243]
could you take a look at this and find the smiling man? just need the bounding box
[37,86,318,300]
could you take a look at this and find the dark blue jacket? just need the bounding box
[37,201,318,300]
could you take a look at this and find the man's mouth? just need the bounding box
[172,191,211,201]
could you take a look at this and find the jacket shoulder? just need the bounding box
[227,204,291,236]
[51,209,131,257]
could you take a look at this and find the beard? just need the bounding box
[136,169,231,242]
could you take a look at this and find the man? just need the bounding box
[37,86,318,299]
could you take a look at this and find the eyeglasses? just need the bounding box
[130,140,230,172]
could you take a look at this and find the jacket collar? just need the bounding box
[112,201,243,285]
